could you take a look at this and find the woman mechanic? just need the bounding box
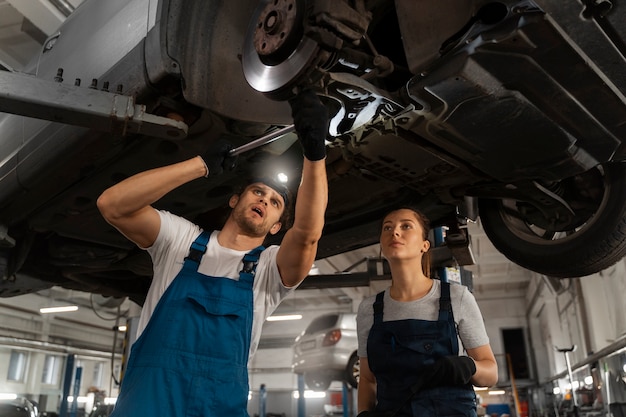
[356,207,498,417]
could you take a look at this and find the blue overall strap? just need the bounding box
[238,245,265,283]
[182,231,211,272]
[372,291,385,324]
[438,281,452,321]
[437,280,460,355]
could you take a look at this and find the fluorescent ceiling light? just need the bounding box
[40,305,78,314]
[488,390,506,396]
[0,393,17,400]
[266,314,302,322]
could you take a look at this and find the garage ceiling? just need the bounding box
[0,0,83,70]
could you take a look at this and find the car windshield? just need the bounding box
[304,315,339,334]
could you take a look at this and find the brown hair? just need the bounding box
[382,206,432,277]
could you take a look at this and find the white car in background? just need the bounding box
[292,313,359,391]
[0,397,38,417]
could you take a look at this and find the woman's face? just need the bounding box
[380,209,430,261]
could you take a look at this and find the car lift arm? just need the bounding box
[0,69,188,139]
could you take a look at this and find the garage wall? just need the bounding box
[471,255,626,389]
[0,293,126,414]
[249,347,297,390]
[522,258,626,385]
[0,344,123,413]
[474,295,528,383]
[579,261,626,349]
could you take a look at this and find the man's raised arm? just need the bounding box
[277,90,329,287]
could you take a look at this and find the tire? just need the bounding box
[478,162,626,278]
[304,373,332,391]
[345,353,360,388]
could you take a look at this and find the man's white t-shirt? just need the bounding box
[138,210,294,360]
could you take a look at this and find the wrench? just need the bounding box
[228,124,295,156]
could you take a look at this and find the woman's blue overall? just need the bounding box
[367,282,477,417]
[110,231,264,417]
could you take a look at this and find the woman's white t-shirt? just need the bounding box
[357,279,490,357]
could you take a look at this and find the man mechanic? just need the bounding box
[96,89,329,416]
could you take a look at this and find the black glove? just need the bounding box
[288,89,329,161]
[424,356,476,388]
[200,138,237,176]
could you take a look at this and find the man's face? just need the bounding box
[229,182,285,237]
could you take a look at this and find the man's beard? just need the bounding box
[232,208,269,237]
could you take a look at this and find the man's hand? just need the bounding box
[288,89,329,161]
[200,138,237,176]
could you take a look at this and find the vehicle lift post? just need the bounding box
[69,366,82,417]
[434,227,449,283]
[59,354,82,417]
[258,384,267,417]
[297,373,305,417]
[59,354,74,417]
[342,381,353,417]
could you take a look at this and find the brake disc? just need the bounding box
[242,0,327,100]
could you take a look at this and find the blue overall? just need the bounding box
[367,282,477,417]
[110,231,264,417]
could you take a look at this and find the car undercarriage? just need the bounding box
[1,0,626,304]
